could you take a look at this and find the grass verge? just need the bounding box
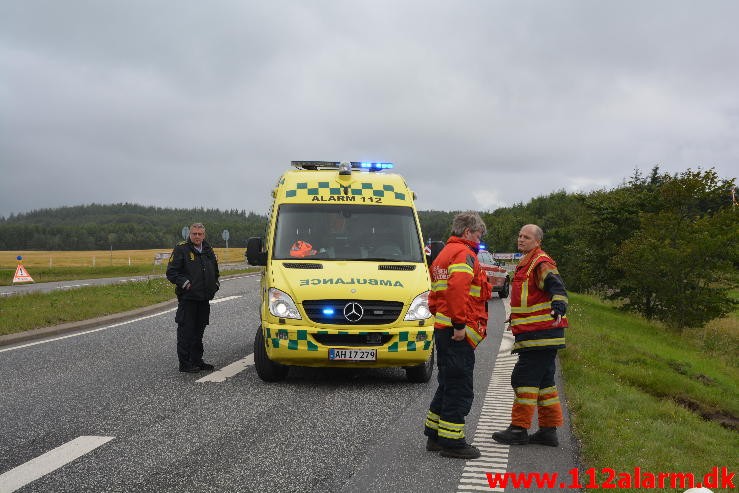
[0,268,259,336]
[561,293,737,491]
[0,279,175,336]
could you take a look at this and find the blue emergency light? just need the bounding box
[322,308,335,316]
[357,162,394,171]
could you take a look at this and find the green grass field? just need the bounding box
[561,293,737,492]
[0,278,175,335]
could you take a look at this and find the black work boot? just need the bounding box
[425,437,442,452]
[492,425,529,445]
[440,443,481,459]
[529,427,559,447]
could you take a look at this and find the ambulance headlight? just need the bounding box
[405,291,431,320]
[268,288,302,319]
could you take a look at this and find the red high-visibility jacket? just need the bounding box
[289,240,317,258]
[509,247,567,352]
[429,236,491,348]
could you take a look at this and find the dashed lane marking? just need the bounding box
[196,353,255,383]
[0,435,114,493]
[0,295,243,353]
[457,299,515,492]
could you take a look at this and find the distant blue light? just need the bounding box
[322,308,335,316]
[479,243,487,250]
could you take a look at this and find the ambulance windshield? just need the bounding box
[273,204,423,262]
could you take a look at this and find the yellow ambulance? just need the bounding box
[246,161,434,382]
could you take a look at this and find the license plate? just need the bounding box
[328,348,377,361]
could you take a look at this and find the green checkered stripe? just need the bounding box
[284,181,407,201]
[266,327,319,351]
[387,330,433,352]
[265,327,433,351]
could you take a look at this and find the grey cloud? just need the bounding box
[1,0,737,218]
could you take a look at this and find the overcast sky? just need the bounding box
[1,1,737,218]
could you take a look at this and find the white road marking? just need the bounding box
[58,283,92,290]
[0,435,114,493]
[196,353,255,383]
[210,295,241,304]
[221,273,260,282]
[456,326,517,492]
[0,295,243,353]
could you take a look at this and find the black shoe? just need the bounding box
[179,365,202,373]
[529,427,559,447]
[440,444,481,459]
[492,425,529,445]
[426,437,442,452]
[198,362,215,371]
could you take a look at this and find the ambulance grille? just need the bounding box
[312,333,394,346]
[302,300,404,325]
[378,264,416,271]
[283,263,323,269]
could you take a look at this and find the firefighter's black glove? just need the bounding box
[551,301,567,318]
[452,322,466,331]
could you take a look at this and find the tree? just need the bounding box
[611,169,737,328]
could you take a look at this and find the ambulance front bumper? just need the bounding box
[262,324,434,368]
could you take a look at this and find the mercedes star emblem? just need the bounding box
[343,302,364,322]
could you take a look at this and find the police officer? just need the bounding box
[492,224,568,447]
[166,223,220,372]
[424,211,491,459]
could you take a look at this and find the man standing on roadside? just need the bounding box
[424,211,491,459]
[492,224,568,447]
[167,223,220,373]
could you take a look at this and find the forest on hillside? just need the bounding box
[1,166,736,327]
[0,204,456,252]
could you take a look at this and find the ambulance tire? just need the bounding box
[254,326,289,382]
[499,278,510,299]
[405,348,434,383]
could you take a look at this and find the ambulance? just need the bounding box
[246,161,435,382]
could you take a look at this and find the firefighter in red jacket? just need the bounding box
[424,212,491,459]
[493,224,568,447]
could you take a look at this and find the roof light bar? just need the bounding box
[357,162,394,170]
[291,161,394,172]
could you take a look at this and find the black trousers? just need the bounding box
[175,299,210,368]
[425,327,475,447]
[510,348,557,390]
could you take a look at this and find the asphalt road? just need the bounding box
[0,274,581,493]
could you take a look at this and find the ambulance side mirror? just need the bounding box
[246,237,267,266]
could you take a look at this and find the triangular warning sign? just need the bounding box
[13,264,34,283]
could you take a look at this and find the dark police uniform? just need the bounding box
[166,239,219,371]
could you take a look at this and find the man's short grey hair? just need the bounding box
[523,224,544,242]
[451,211,487,236]
[190,222,206,231]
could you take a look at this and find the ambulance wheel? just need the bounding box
[254,326,289,382]
[499,278,510,299]
[405,348,434,383]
